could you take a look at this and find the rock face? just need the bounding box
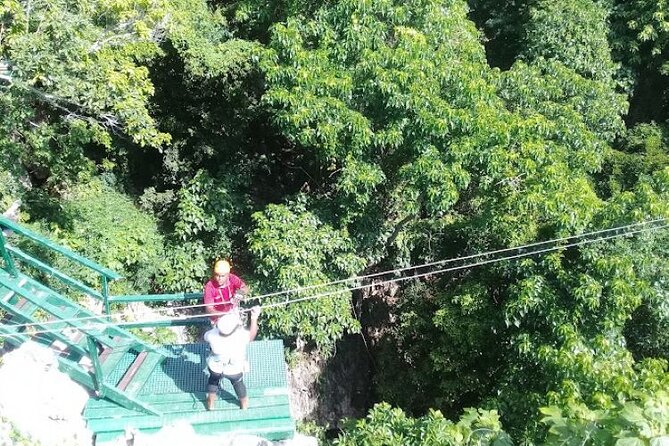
[0,341,93,446]
[287,335,372,432]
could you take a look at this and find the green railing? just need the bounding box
[110,292,210,328]
[109,292,202,303]
[0,215,122,315]
[107,292,207,328]
[0,216,210,327]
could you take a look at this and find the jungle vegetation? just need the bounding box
[1,0,668,443]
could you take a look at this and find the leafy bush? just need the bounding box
[297,420,327,443]
[0,168,26,212]
[541,388,669,445]
[155,169,247,292]
[334,403,512,446]
[0,417,39,445]
[158,240,211,293]
[622,229,669,360]
[130,326,178,345]
[28,179,164,296]
[599,123,669,196]
[523,0,618,83]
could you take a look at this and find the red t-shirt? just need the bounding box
[203,274,245,320]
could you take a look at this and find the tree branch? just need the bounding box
[387,214,414,247]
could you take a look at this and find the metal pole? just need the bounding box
[101,275,110,320]
[0,228,18,276]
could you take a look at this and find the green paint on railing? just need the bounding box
[120,317,210,329]
[87,335,104,392]
[0,229,18,276]
[101,275,110,319]
[109,292,202,303]
[0,216,122,280]
[6,244,103,299]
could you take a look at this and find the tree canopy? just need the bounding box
[1,0,669,443]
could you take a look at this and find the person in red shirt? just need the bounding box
[204,260,249,323]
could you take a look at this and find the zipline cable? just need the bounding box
[2,218,664,330]
[206,217,669,303]
[1,219,666,339]
[2,218,666,330]
[259,221,669,310]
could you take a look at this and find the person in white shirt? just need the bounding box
[204,306,260,410]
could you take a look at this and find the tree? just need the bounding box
[0,0,171,188]
[541,386,669,446]
[259,4,652,421]
[155,170,250,292]
[522,0,618,83]
[334,403,512,446]
[261,0,490,259]
[610,0,669,123]
[248,199,365,352]
[26,178,164,296]
[468,0,535,69]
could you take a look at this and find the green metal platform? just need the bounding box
[85,340,295,444]
[0,216,296,442]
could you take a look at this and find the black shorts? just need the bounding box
[207,368,247,399]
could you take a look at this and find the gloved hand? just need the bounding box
[250,305,261,321]
[233,292,244,303]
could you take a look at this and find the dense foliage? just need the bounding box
[335,403,512,446]
[1,0,668,442]
[29,179,165,295]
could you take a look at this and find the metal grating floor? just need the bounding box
[138,340,288,395]
[85,339,295,443]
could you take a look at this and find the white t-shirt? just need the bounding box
[204,327,250,375]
